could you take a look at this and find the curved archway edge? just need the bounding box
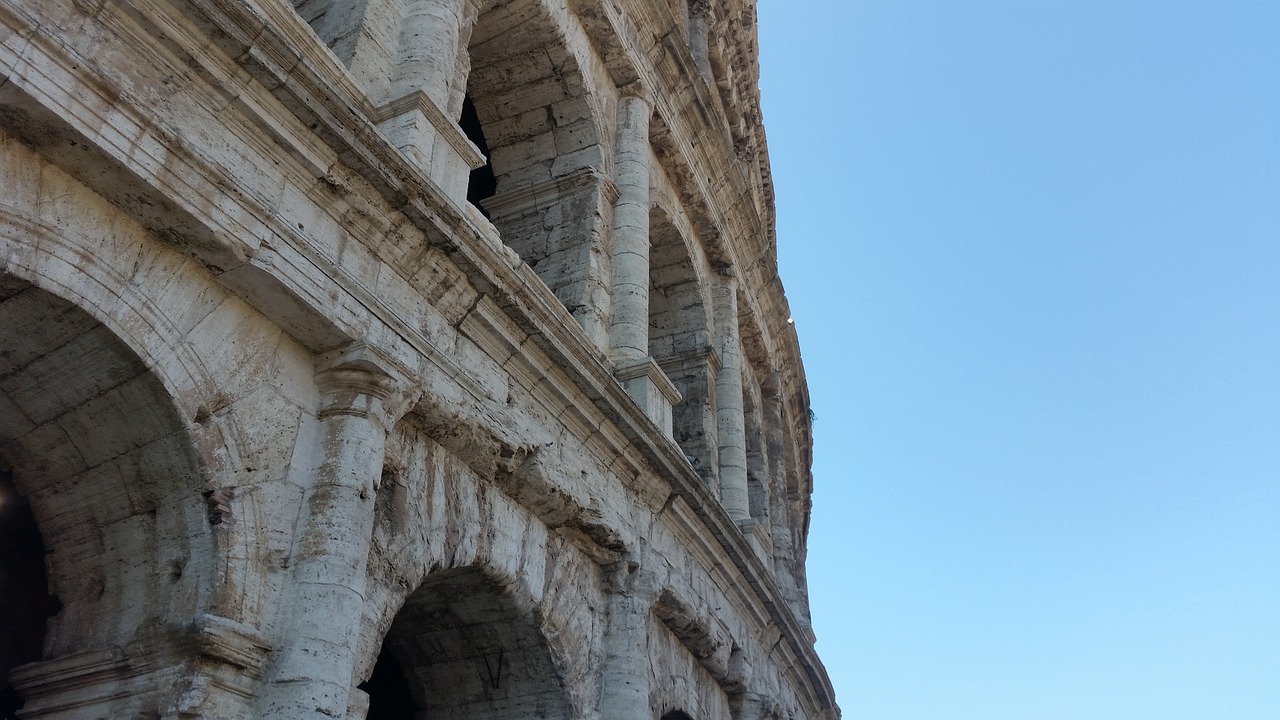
[0,135,310,717]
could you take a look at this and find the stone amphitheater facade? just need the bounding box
[0,0,837,718]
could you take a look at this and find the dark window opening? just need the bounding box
[359,643,416,720]
[459,95,497,216]
[1,468,59,720]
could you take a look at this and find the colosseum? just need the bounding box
[0,0,837,717]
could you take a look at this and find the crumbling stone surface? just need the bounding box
[0,0,835,718]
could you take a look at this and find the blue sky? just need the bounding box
[756,2,1280,718]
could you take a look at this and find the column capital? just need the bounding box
[609,88,655,364]
[617,80,654,107]
[614,356,683,403]
[8,617,270,719]
[314,343,416,422]
[655,344,722,376]
[603,557,659,598]
[713,275,740,308]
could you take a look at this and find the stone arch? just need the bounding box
[648,613,733,720]
[290,0,615,342]
[0,274,213,716]
[353,415,606,718]
[0,463,53,718]
[647,206,712,362]
[362,566,572,720]
[464,0,614,343]
[0,141,316,714]
[0,155,319,621]
[464,0,605,193]
[740,360,768,524]
[647,205,718,484]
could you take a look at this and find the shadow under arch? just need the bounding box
[0,273,212,716]
[361,565,572,720]
[0,464,55,719]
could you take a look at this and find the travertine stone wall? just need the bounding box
[0,0,836,718]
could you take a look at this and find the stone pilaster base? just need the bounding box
[615,356,682,437]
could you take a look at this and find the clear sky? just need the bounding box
[756,2,1280,719]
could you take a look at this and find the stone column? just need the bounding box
[599,562,656,720]
[390,0,468,110]
[306,0,398,97]
[608,87,681,432]
[714,271,749,521]
[260,355,398,720]
[609,88,654,364]
[688,0,712,80]
[371,0,485,204]
[763,373,790,573]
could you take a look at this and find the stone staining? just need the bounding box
[0,1,836,719]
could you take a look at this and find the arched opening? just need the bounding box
[0,274,210,715]
[459,94,498,214]
[648,211,716,482]
[362,566,570,720]
[662,712,695,720]
[463,0,610,339]
[290,0,613,342]
[741,372,768,522]
[360,645,416,719]
[648,213,710,362]
[465,0,601,195]
[0,466,57,719]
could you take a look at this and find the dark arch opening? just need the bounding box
[459,94,497,215]
[362,566,570,720]
[0,273,208,716]
[0,467,58,719]
[359,644,415,720]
